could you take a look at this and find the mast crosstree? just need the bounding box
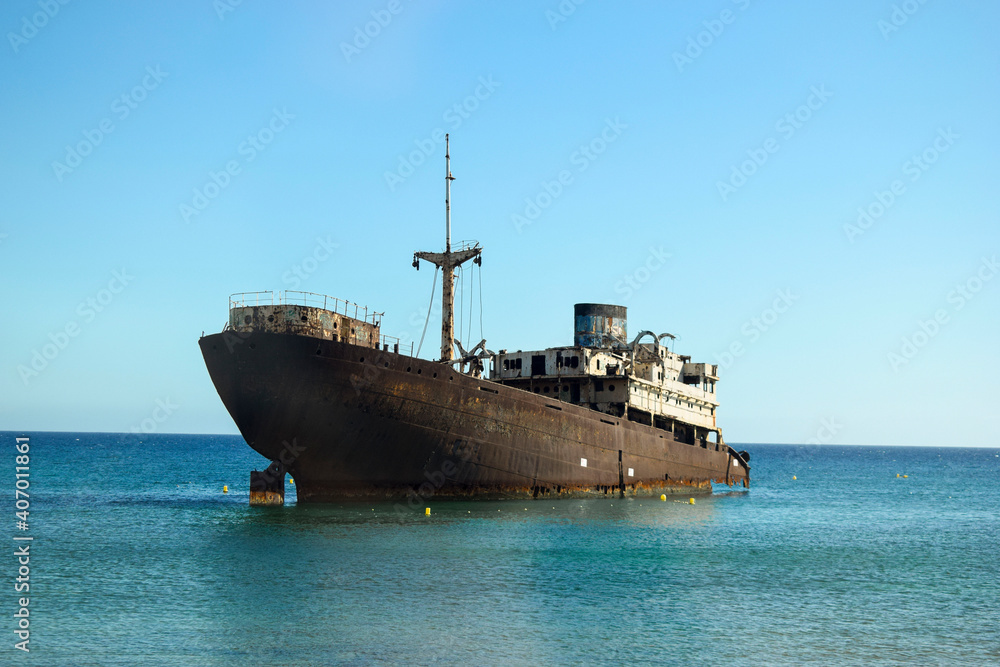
[413,134,482,362]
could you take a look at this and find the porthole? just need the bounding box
[609,384,615,391]
[433,372,438,378]
[316,349,322,356]
[267,315,274,322]
[359,356,365,363]
[417,369,422,374]
[406,367,412,372]
[384,362,389,368]
[543,386,550,393]
[301,315,308,322]
[243,315,251,325]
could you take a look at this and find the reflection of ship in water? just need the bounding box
[199,135,749,502]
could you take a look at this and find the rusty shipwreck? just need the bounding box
[199,136,749,502]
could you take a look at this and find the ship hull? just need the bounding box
[199,330,748,502]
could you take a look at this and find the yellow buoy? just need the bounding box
[223,485,228,493]
[793,476,797,480]
[903,474,908,478]
[425,507,431,515]
[289,478,294,485]
[896,473,900,478]
[660,494,667,501]
[689,498,695,505]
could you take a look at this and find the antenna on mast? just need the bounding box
[445,133,453,253]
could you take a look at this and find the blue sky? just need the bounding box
[2,0,997,446]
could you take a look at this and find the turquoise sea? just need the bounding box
[5,432,999,665]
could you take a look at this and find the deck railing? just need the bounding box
[229,290,383,326]
[378,333,414,357]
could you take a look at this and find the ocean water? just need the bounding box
[6,432,999,665]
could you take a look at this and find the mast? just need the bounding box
[413,134,482,362]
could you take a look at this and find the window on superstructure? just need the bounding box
[531,355,546,376]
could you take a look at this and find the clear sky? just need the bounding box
[2,0,997,446]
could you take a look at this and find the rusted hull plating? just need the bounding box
[199,331,749,502]
[249,462,285,506]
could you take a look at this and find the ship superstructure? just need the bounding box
[492,303,723,450]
